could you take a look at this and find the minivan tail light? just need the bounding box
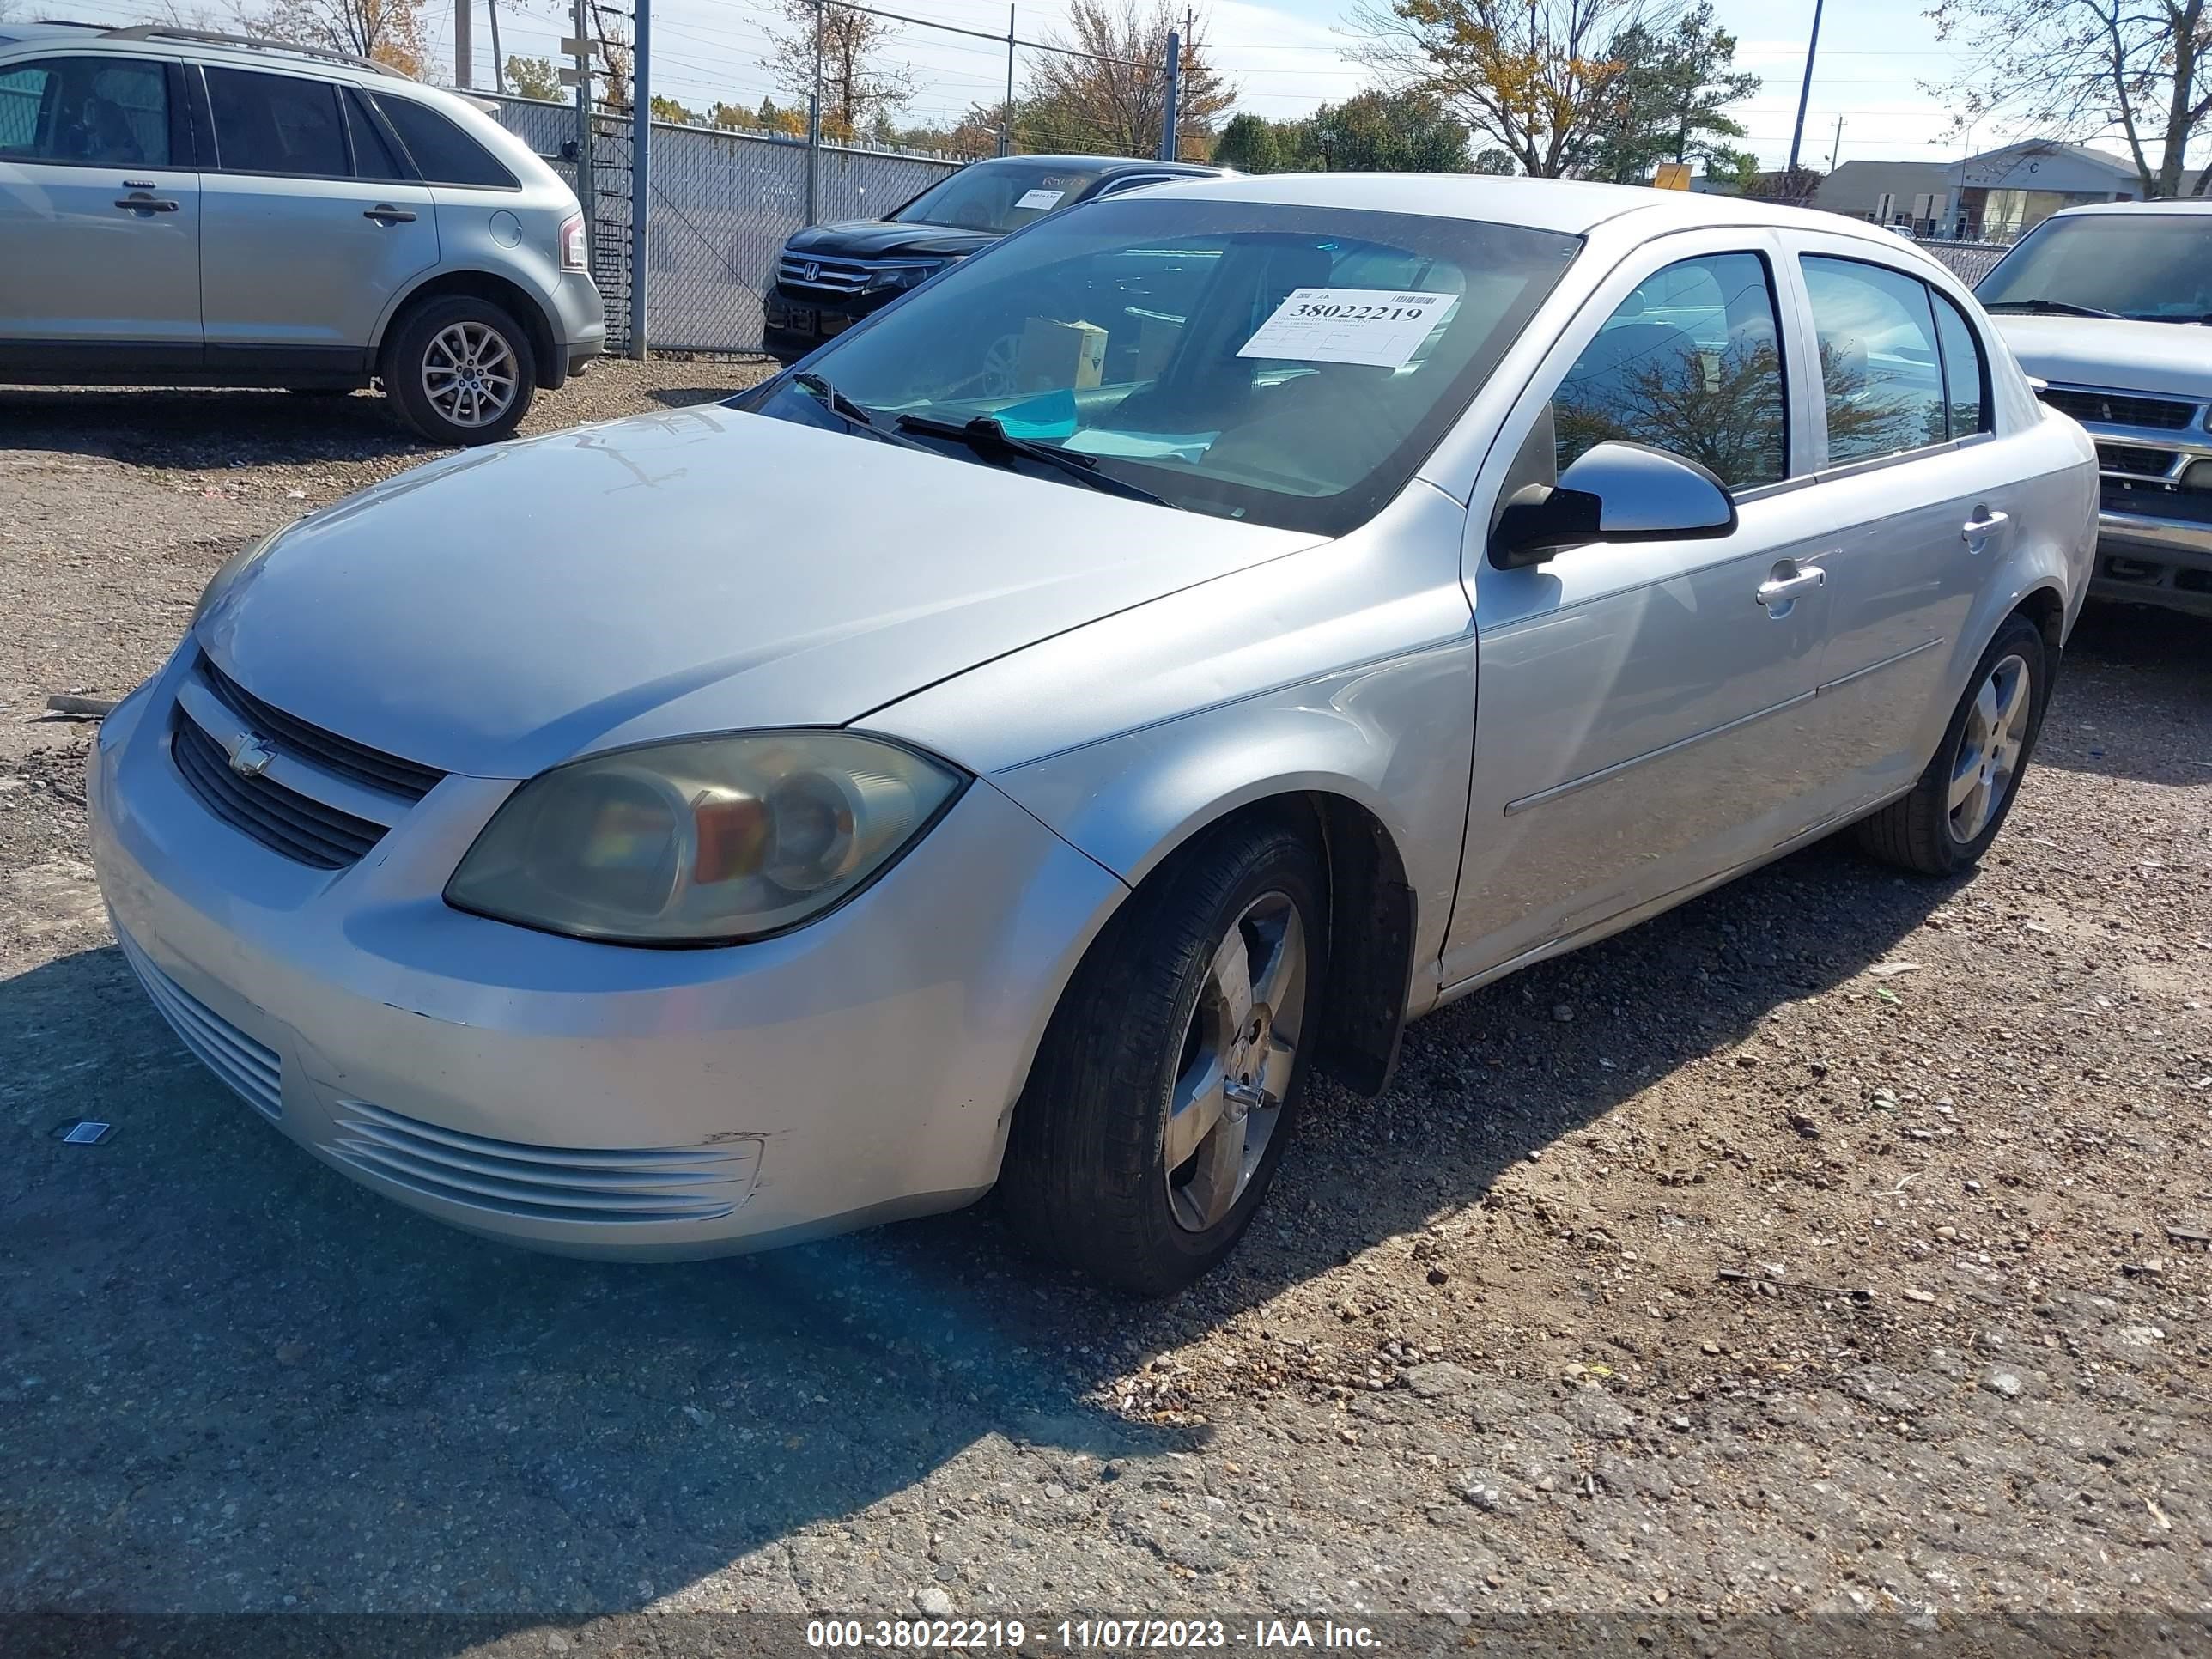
[559,212,587,272]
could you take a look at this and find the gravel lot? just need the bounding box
[3,370,2209,1649]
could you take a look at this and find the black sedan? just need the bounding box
[763,153,1220,362]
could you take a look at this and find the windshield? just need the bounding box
[1978,215,2212,322]
[891,161,1110,234]
[748,198,1581,535]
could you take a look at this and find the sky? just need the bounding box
[41,0,2200,172]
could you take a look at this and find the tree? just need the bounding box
[1022,0,1234,160]
[505,54,562,100]
[244,0,428,76]
[1474,145,1515,173]
[1351,0,1755,179]
[1306,88,1471,169]
[1582,2,1759,182]
[650,94,698,125]
[1212,111,1281,171]
[763,0,916,141]
[1927,0,2211,198]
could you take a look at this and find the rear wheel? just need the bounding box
[1000,815,1326,1296]
[1856,613,2049,876]
[382,295,536,446]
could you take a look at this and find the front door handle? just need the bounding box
[114,192,179,212]
[1962,507,2008,550]
[1757,562,1826,611]
[363,204,417,223]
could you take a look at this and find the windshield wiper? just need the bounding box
[893,413,1170,505]
[792,372,934,451]
[1982,298,2122,319]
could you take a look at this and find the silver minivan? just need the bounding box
[0,21,604,443]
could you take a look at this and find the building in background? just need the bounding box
[1813,141,2147,239]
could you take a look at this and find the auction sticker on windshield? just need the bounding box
[1015,188,1066,210]
[1237,287,1455,368]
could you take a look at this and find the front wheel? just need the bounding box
[1000,815,1327,1296]
[1856,612,2049,876]
[382,295,537,446]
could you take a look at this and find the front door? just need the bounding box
[195,65,436,366]
[0,54,200,368]
[1443,234,1838,988]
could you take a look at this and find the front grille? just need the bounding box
[199,653,443,802]
[327,1098,761,1224]
[2096,442,2181,477]
[776,252,872,295]
[117,927,283,1121]
[2039,386,2200,430]
[171,709,386,869]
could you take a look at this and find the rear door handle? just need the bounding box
[114,193,178,212]
[364,204,417,223]
[1757,562,1826,610]
[1962,507,2008,550]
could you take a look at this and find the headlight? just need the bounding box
[876,259,946,291]
[445,732,964,945]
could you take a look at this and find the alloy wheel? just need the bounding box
[1948,652,2032,842]
[420,321,519,429]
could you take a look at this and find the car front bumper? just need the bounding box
[87,649,1123,1259]
[2094,507,2212,618]
[762,286,888,361]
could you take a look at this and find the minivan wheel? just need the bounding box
[1000,814,1326,1296]
[383,295,536,446]
[1856,613,2049,877]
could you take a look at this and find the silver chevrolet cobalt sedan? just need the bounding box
[90,177,2096,1293]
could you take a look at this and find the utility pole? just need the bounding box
[630,0,648,358]
[570,0,593,277]
[1784,0,1824,177]
[1000,4,1013,158]
[1158,26,1180,161]
[488,0,505,94]
[455,0,471,88]
[1828,112,1843,170]
[805,0,823,223]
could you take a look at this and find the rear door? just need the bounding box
[195,65,436,368]
[0,52,201,369]
[1780,235,2014,812]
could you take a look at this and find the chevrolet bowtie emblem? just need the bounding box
[226,732,276,779]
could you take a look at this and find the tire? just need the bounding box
[381,295,537,446]
[1000,814,1328,1296]
[1856,613,2050,876]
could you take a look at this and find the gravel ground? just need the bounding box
[3,370,2209,1650]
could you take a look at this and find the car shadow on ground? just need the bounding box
[0,386,429,469]
[1,830,1959,1635]
[2034,604,2212,787]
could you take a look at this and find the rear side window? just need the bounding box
[1552,251,1789,491]
[1802,256,1949,465]
[0,56,169,166]
[343,88,408,182]
[1930,293,1988,438]
[206,67,348,178]
[374,95,517,188]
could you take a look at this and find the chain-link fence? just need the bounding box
[1918,240,2014,289]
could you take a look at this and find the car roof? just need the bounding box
[977,153,1219,177]
[1150,170,1926,242]
[2045,198,2212,218]
[0,20,412,80]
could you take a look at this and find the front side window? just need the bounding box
[374,94,517,188]
[1977,213,2212,323]
[0,56,168,166]
[749,198,1581,535]
[1552,252,1788,491]
[206,67,348,177]
[891,161,1110,234]
[1803,255,1948,466]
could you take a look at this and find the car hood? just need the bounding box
[784,219,997,260]
[196,406,1322,780]
[1990,314,2212,402]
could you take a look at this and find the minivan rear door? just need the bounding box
[0,52,201,373]
[194,65,436,374]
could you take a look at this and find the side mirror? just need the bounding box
[1489,441,1738,570]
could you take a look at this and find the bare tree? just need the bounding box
[763,0,916,141]
[1352,0,1733,179]
[1022,0,1233,160]
[240,0,429,75]
[1927,0,2211,198]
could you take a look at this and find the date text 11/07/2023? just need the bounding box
[805,1618,1382,1650]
